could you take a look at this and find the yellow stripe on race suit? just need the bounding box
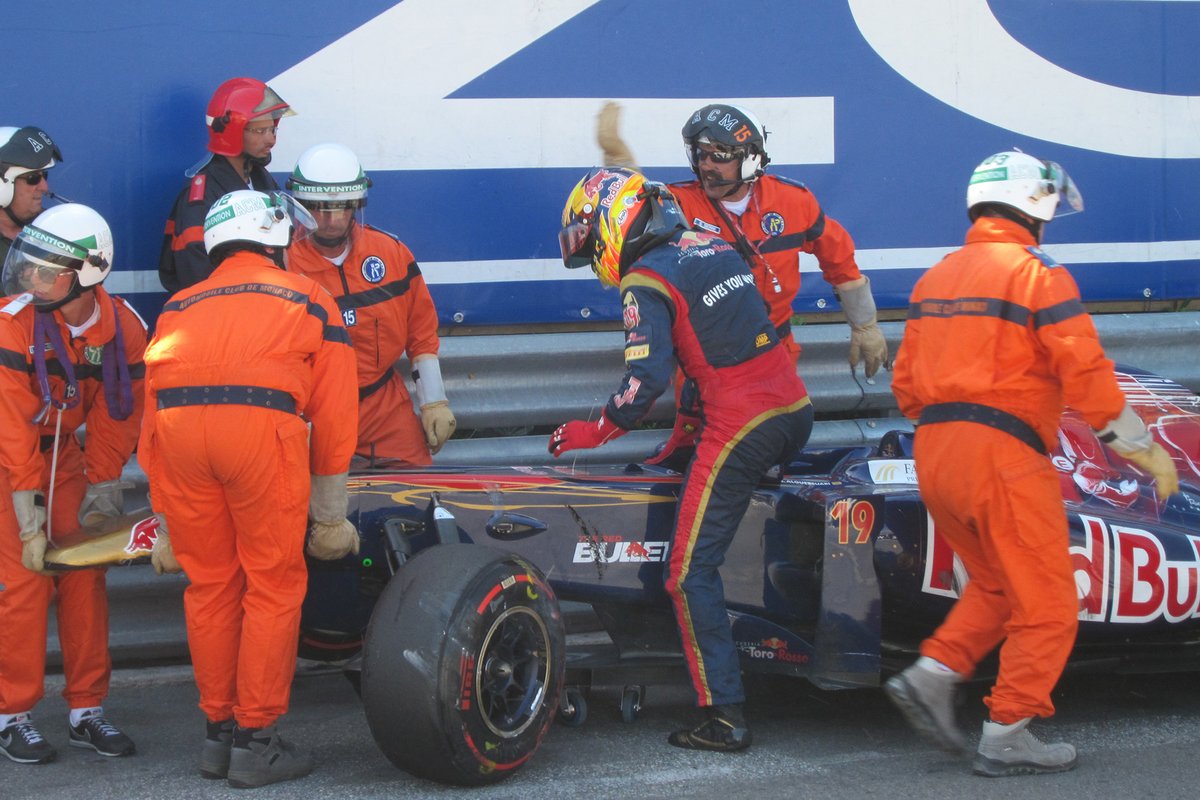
[671,395,813,703]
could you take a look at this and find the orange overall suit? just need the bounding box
[288,223,440,464]
[138,251,357,729]
[670,175,862,363]
[892,216,1127,723]
[0,287,146,715]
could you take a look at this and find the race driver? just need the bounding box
[0,203,145,763]
[286,143,455,464]
[139,190,358,788]
[549,167,814,752]
[887,150,1179,776]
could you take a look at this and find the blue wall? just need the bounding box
[8,0,1199,329]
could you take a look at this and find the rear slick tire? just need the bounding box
[362,544,565,786]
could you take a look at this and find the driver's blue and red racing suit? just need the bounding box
[604,229,814,708]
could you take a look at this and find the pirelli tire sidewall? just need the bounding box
[362,543,565,787]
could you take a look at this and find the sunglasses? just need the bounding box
[17,170,48,186]
[694,147,742,165]
[302,200,357,212]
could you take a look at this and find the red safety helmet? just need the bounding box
[205,77,294,157]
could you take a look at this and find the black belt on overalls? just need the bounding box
[358,365,395,401]
[157,385,297,415]
[918,402,1046,455]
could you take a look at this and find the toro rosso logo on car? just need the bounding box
[923,512,1200,624]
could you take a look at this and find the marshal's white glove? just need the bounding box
[1098,404,1179,501]
[150,514,182,575]
[836,277,888,379]
[597,101,639,169]
[13,489,48,573]
[78,479,133,527]
[413,355,456,454]
[307,472,360,560]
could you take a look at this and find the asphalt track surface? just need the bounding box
[16,566,1200,799]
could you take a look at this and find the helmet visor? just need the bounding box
[1,225,88,305]
[253,86,296,121]
[558,219,594,269]
[270,191,318,244]
[1045,161,1083,216]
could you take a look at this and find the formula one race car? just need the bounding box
[45,367,1200,786]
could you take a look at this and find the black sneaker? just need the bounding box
[0,715,57,764]
[68,710,135,757]
[199,718,235,779]
[667,704,753,752]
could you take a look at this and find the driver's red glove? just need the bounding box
[644,409,702,470]
[548,412,626,457]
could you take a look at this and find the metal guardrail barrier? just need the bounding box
[116,310,1198,477]
[426,310,1200,465]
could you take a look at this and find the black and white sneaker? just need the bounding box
[0,714,57,764]
[68,709,135,757]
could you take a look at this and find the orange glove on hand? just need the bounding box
[548,412,626,457]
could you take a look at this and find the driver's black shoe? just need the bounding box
[667,704,752,752]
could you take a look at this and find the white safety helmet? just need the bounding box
[1,203,113,307]
[202,189,317,254]
[967,150,1083,222]
[286,143,370,208]
[0,126,62,208]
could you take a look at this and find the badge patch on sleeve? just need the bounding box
[624,344,650,361]
[361,255,386,283]
[622,292,641,329]
[187,174,207,203]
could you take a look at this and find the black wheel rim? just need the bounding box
[475,606,552,738]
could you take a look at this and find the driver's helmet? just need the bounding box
[202,190,317,254]
[967,150,1083,222]
[681,103,769,183]
[286,143,371,210]
[559,167,683,288]
[0,126,61,208]
[2,203,113,307]
[205,78,294,157]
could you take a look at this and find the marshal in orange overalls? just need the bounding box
[288,223,440,465]
[0,286,146,716]
[892,216,1127,723]
[139,251,357,729]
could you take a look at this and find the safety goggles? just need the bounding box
[558,219,596,269]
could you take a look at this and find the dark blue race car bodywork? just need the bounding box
[301,367,1200,784]
[305,367,1200,690]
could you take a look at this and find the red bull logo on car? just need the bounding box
[922,511,1200,624]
